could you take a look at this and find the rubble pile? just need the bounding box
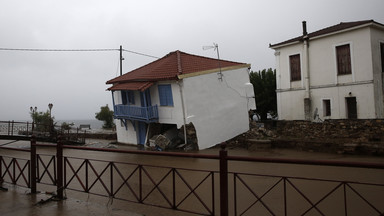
[146,123,198,151]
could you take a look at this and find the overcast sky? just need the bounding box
[1,0,383,121]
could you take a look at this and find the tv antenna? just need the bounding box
[203,43,223,81]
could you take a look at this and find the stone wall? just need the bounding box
[268,119,384,155]
[273,119,384,142]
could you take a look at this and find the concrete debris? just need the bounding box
[148,123,198,151]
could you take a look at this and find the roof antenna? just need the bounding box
[203,43,223,81]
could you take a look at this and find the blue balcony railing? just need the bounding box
[113,104,159,122]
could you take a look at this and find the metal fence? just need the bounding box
[1,138,384,215]
[0,120,86,143]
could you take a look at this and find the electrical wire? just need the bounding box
[122,49,160,59]
[0,48,118,52]
[0,47,160,59]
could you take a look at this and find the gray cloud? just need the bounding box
[1,0,383,120]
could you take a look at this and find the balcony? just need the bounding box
[114,104,159,123]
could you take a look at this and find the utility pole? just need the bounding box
[119,45,124,76]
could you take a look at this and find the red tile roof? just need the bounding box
[107,81,154,91]
[270,20,384,48]
[106,50,246,91]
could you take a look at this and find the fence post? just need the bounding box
[26,122,29,137]
[11,120,14,136]
[56,136,64,199]
[30,135,37,193]
[219,142,228,216]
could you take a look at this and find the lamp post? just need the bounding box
[30,106,37,133]
[48,103,53,134]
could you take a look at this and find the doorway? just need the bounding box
[346,97,357,119]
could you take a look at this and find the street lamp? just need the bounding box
[48,103,53,117]
[30,106,37,132]
[48,103,53,134]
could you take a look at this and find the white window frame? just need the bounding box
[322,98,332,117]
[288,52,302,82]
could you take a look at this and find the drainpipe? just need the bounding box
[176,51,188,145]
[302,21,311,120]
[178,81,188,145]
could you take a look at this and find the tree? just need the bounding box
[61,122,74,130]
[95,104,115,129]
[250,68,277,120]
[30,109,55,131]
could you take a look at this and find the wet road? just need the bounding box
[1,140,384,215]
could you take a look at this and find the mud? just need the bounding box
[1,140,384,215]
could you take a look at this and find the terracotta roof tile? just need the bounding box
[106,50,246,86]
[107,81,154,91]
[270,20,383,48]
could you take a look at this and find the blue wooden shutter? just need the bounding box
[158,85,173,106]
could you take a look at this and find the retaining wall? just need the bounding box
[268,119,384,155]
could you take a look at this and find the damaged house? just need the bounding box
[106,50,256,150]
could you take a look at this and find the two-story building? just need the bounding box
[106,50,256,149]
[270,20,384,120]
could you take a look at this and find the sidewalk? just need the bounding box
[0,183,143,216]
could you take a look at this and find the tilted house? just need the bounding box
[270,20,384,120]
[106,50,256,149]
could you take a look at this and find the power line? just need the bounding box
[0,47,160,59]
[0,48,117,52]
[122,49,159,59]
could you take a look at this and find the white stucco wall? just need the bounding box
[370,27,384,118]
[113,90,139,144]
[274,25,384,120]
[151,82,185,127]
[183,67,255,149]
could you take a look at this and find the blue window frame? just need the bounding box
[121,90,135,105]
[158,84,173,106]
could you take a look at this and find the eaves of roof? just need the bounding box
[107,81,154,91]
[269,20,384,49]
[178,64,250,79]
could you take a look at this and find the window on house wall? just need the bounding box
[121,90,135,105]
[380,43,384,73]
[322,99,331,117]
[289,54,301,81]
[158,84,173,106]
[336,44,352,75]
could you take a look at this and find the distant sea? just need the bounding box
[56,119,104,130]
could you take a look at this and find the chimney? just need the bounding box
[302,21,308,36]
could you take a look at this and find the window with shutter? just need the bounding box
[289,54,301,81]
[336,44,352,75]
[158,84,173,106]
